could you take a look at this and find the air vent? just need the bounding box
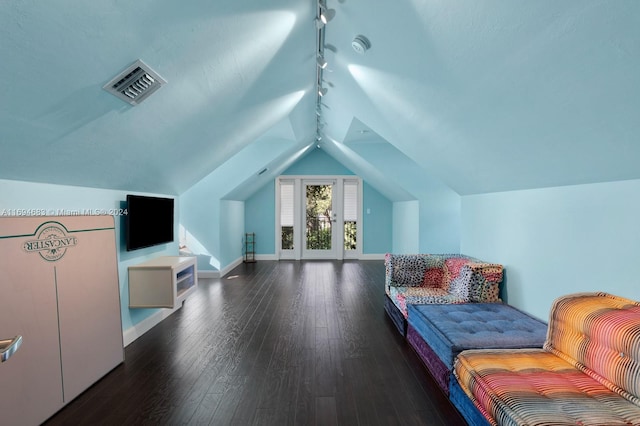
[103,59,166,105]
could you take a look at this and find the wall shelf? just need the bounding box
[129,256,197,308]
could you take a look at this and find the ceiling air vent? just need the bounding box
[103,59,166,105]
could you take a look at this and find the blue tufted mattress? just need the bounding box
[406,302,547,395]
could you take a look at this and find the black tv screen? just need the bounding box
[126,195,174,251]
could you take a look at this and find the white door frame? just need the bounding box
[276,176,362,260]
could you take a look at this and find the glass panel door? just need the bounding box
[303,180,336,259]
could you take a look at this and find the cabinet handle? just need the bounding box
[0,335,23,363]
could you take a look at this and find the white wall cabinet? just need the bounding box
[128,256,197,308]
[0,215,124,426]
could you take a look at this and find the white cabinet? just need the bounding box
[128,256,197,308]
[0,215,124,426]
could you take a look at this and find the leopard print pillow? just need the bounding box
[391,255,427,287]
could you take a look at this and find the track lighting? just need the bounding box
[320,6,336,24]
[316,55,328,69]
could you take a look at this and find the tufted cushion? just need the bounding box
[407,303,547,369]
[544,292,640,403]
[455,348,640,426]
[452,293,640,426]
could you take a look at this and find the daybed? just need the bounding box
[384,253,503,335]
[406,302,547,396]
[452,292,640,426]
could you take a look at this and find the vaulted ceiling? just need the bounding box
[1,1,639,197]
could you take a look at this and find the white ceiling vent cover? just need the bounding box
[103,59,166,105]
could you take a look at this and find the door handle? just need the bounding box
[0,335,23,363]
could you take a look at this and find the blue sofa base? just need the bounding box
[449,377,491,426]
[384,294,406,336]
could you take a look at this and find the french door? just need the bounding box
[277,176,361,260]
[303,180,337,259]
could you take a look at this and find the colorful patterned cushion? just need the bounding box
[384,254,504,317]
[387,285,465,317]
[453,292,640,426]
[444,257,470,283]
[468,263,503,303]
[422,267,446,288]
[388,254,427,287]
[455,348,640,426]
[544,292,640,404]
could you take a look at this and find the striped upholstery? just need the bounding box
[545,293,640,404]
[453,292,640,426]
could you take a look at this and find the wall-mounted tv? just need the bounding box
[126,195,174,251]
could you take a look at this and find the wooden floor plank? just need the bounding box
[44,260,466,426]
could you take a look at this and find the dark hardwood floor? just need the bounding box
[45,260,467,426]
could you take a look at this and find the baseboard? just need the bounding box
[359,253,386,260]
[123,306,181,347]
[219,256,244,277]
[198,270,219,279]
[255,254,277,261]
[196,255,381,281]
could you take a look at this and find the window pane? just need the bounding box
[344,181,357,251]
[280,181,294,226]
[280,181,294,249]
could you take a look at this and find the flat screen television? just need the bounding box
[126,195,174,251]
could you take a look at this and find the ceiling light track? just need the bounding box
[315,0,331,147]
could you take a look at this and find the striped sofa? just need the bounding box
[384,253,503,335]
[452,292,640,426]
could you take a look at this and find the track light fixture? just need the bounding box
[320,6,336,24]
[315,1,333,143]
[316,55,328,69]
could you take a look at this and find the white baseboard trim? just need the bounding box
[255,254,277,261]
[359,253,386,260]
[198,270,219,279]
[196,254,382,282]
[219,256,244,277]
[123,306,181,347]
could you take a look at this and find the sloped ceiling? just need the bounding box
[1,1,639,197]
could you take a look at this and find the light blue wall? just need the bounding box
[220,200,245,266]
[179,178,221,271]
[461,179,640,321]
[0,179,179,331]
[362,182,392,254]
[244,180,275,255]
[347,142,460,253]
[392,200,420,253]
[244,149,393,255]
[179,138,295,271]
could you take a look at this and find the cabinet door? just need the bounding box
[55,217,124,401]
[0,224,64,426]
